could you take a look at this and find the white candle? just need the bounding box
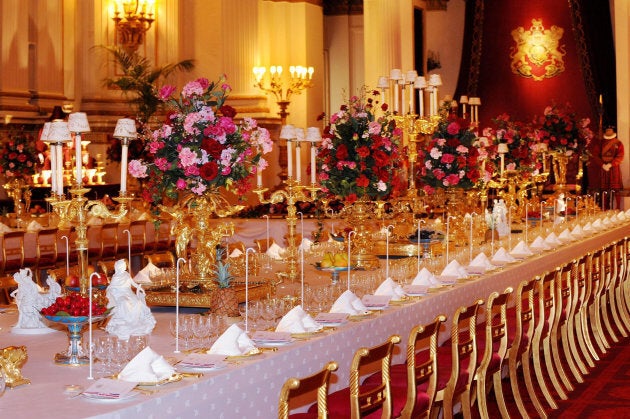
[400,82,406,115]
[500,154,505,177]
[50,145,57,195]
[56,145,64,195]
[475,106,479,123]
[393,84,399,113]
[75,135,82,185]
[295,143,301,183]
[257,169,263,188]
[287,140,293,179]
[409,83,415,114]
[120,141,128,193]
[418,90,424,117]
[310,145,316,184]
[462,103,467,117]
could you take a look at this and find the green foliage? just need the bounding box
[98,45,195,124]
[213,247,233,288]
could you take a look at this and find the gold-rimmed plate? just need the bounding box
[225,348,264,360]
[114,373,184,387]
[348,311,376,321]
[290,328,325,339]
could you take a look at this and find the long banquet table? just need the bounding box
[1,219,628,418]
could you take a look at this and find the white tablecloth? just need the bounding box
[0,220,627,418]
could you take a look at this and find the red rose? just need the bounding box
[372,150,389,166]
[356,146,370,158]
[219,105,237,118]
[201,138,223,159]
[17,154,27,163]
[356,175,369,187]
[336,144,349,160]
[199,161,219,181]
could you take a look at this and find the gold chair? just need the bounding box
[432,299,484,419]
[100,222,120,261]
[118,220,147,260]
[363,315,447,418]
[474,287,513,419]
[532,270,567,408]
[34,228,58,284]
[611,240,630,333]
[587,248,610,354]
[1,231,25,276]
[151,220,173,253]
[553,261,585,385]
[324,335,401,418]
[97,258,128,280]
[506,276,547,418]
[572,254,598,367]
[0,275,17,305]
[278,361,338,419]
[600,244,620,344]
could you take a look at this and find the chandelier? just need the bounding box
[112,0,155,53]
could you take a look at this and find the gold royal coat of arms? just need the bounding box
[510,18,566,81]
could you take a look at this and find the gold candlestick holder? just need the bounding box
[47,187,129,295]
[254,178,319,282]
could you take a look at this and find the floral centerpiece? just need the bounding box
[128,75,273,207]
[481,113,539,177]
[0,130,38,180]
[418,114,481,194]
[316,92,404,203]
[533,102,593,156]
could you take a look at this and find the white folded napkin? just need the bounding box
[330,290,369,315]
[298,238,314,252]
[558,228,574,243]
[571,225,584,238]
[530,236,550,252]
[492,247,516,264]
[208,324,258,356]
[275,305,322,334]
[266,242,285,260]
[412,267,441,286]
[582,222,593,233]
[118,346,175,383]
[134,262,161,284]
[440,259,468,279]
[374,277,406,300]
[0,222,12,233]
[469,252,495,270]
[26,220,43,233]
[229,248,243,258]
[544,232,562,247]
[510,240,533,257]
[592,219,603,231]
[602,217,612,228]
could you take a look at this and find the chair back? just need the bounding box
[402,315,446,418]
[35,228,58,283]
[100,223,119,260]
[508,277,537,358]
[479,288,513,375]
[350,334,401,418]
[1,231,25,275]
[535,270,557,340]
[278,361,338,419]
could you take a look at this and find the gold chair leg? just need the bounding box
[460,390,473,419]
[590,301,610,351]
[492,371,510,419]
[520,350,549,417]
[545,336,572,396]
[533,336,564,406]
[577,308,599,364]
[566,314,590,373]
[475,376,489,419]
[560,324,585,382]
[608,287,628,337]
[601,293,620,343]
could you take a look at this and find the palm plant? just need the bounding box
[100,46,195,125]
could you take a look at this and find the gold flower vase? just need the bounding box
[3,178,31,228]
[551,151,569,193]
[162,189,243,284]
[341,197,381,270]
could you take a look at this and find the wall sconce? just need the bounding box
[112,0,155,54]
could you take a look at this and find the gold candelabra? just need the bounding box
[254,178,319,282]
[252,65,314,185]
[112,0,155,54]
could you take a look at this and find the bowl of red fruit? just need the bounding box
[40,293,110,323]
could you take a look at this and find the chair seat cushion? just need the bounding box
[320,381,408,419]
[362,366,431,417]
[436,346,470,394]
[289,413,318,419]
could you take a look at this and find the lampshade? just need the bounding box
[67,112,90,132]
[279,124,296,139]
[294,128,305,141]
[459,95,469,104]
[389,68,403,80]
[377,76,389,89]
[414,76,427,89]
[428,74,443,87]
[40,122,52,141]
[306,127,322,142]
[468,97,481,106]
[497,143,509,154]
[113,118,138,139]
[405,70,418,83]
[46,121,72,142]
